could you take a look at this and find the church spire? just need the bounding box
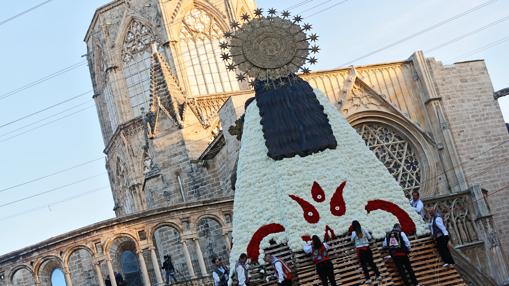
[146,43,186,135]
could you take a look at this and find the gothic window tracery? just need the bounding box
[179,8,239,96]
[122,20,156,117]
[354,123,421,198]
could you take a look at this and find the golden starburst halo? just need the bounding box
[220,9,319,85]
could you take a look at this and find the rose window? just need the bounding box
[355,123,421,197]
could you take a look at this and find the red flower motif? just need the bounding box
[311,181,326,202]
[289,194,320,224]
[365,199,416,234]
[330,181,346,216]
[324,225,336,241]
[247,223,285,261]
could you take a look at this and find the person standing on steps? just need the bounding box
[162,255,177,285]
[383,224,421,286]
[212,257,229,286]
[235,253,250,286]
[410,190,425,219]
[428,208,455,267]
[351,220,382,284]
[304,235,338,286]
[264,253,293,286]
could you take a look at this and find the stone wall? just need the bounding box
[428,58,509,253]
[0,199,232,286]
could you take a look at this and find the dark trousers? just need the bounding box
[392,255,418,286]
[165,271,176,284]
[358,248,380,280]
[277,279,292,286]
[316,260,337,286]
[436,235,455,264]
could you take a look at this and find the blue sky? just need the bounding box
[0,0,508,260]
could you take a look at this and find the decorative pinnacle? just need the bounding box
[311,45,320,53]
[241,13,250,21]
[293,15,303,23]
[268,8,277,16]
[309,33,319,41]
[223,31,233,38]
[220,53,231,61]
[301,67,311,74]
[219,41,229,49]
[308,57,318,65]
[281,10,291,18]
[254,8,263,17]
[303,23,312,31]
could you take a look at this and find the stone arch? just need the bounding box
[152,223,190,279]
[195,213,225,227]
[107,234,142,285]
[195,216,228,272]
[112,15,158,65]
[66,246,99,286]
[115,16,159,118]
[348,111,435,198]
[9,265,34,286]
[36,256,65,286]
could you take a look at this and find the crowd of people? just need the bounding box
[103,192,452,286]
[208,190,455,286]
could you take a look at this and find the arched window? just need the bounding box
[50,269,66,286]
[179,9,239,96]
[354,123,421,198]
[122,20,156,117]
[196,217,228,272]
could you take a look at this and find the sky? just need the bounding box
[0,0,508,265]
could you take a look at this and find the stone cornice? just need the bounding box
[84,0,124,42]
[0,198,233,263]
[103,116,143,154]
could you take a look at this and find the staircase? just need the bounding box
[246,234,469,286]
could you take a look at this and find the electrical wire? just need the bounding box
[339,0,498,66]
[425,14,509,53]
[306,0,349,18]
[451,35,509,62]
[0,100,91,138]
[0,0,54,27]
[0,104,95,143]
[0,157,104,194]
[0,187,109,222]
[0,172,107,208]
[0,60,88,101]
[0,90,92,129]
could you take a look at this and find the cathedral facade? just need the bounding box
[1,0,509,285]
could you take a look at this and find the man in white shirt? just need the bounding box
[428,208,455,267]
[264,254,292,286]
[235,253,250,286]
[212,257,229,286]
[410,190,425,219]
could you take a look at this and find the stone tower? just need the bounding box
[85,0,255,217]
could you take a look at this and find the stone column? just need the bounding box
[470,185,509,284]
[63,266,73,286]
[94,261,105,286]
[222,230,231,251]
[106,258,118,286]
[137,249,151,286]
[33,273,41,286]
[149,247,164,285]
[193,238,208,276]
[182,240,196,278]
